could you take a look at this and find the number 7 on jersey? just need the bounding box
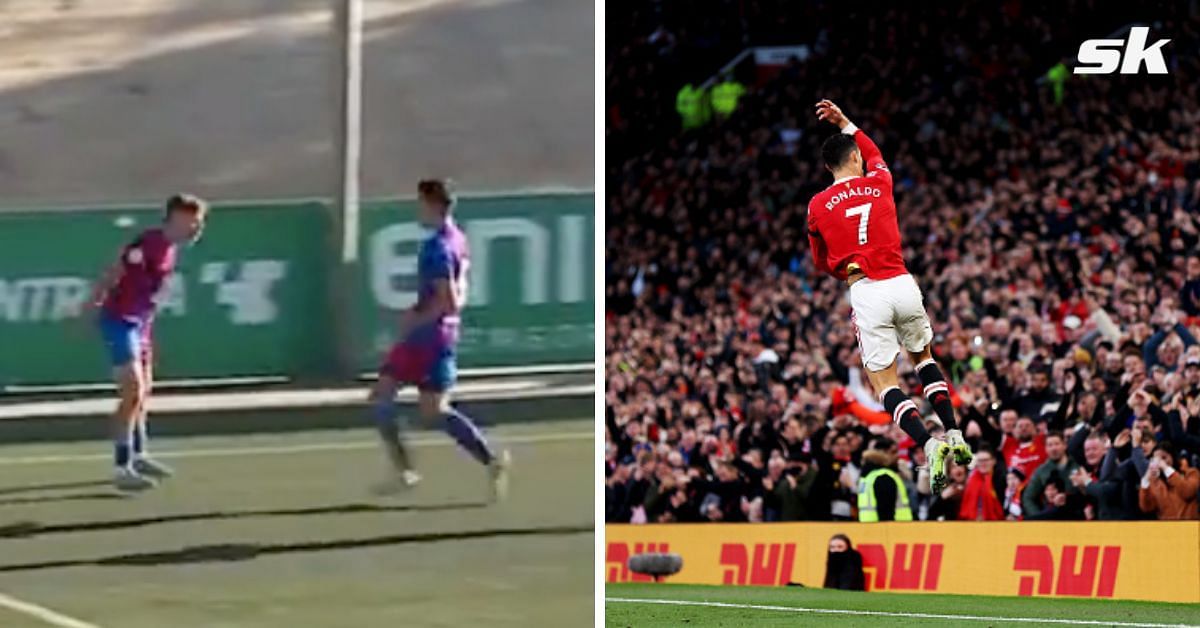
[846,203,872,245]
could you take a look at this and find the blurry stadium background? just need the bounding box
[0,1,593,627]
[605,0,1200,618]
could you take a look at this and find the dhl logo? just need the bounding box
[1013,545,1121,598]
[605,542,670,582]
[859,543,943,591]
[719,543,798,586]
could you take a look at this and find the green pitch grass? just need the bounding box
[606,583,1200,627]
[0,419,592,628]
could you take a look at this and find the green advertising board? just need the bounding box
[0,194,594,388]
[355,194,594,372]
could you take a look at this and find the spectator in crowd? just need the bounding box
[1082,428,1136,520]
[1003,467,1026,520]
[818,429,863,521]
[909,443,934,520]
[606,0,1200,523]
[1022,431,1080,518]
[1107,425,1158,520]
[1026,477,1088,521]
[1139,442,1200,520]
[606,456,638,523]
[1163,391,1200,456]
[928,464,968,521]
[959,447,1006,521]
[1001,416,1048,481]
[763,452,818,521]
[1015,367,1062,423]
[824,534,865,591]
[693,460,752,522]
[1182,256,1200,317]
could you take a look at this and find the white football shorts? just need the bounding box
[848,273,935,372]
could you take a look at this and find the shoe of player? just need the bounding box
[371,469,422,496]
[489,450,511,503]
[924,437,951,494]
[114,467,157,492]
[945,429,974,466]
[133,457,175,479]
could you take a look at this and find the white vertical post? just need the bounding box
[335,0,363,263]
[329,0,364,379]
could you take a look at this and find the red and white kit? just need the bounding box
[807,123,933,371]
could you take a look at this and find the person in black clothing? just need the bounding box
[1180,256,1200,317]
[777,416,809,462]
[737,414,778,457]
[1163,394,1200,460]
[1026,477,1088,520]
[814,429,860,521]
[824,534,865,591]
[763,451,820,521]
[605,456,637,522]
[1080,461,1127,520]
[1015,366,1063,424]
[689,460,751,522]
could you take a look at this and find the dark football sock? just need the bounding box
[881,386,931,449]
[372,399,411,472]
[917,359,959,431]
[443,407,494,466]
[114,440,132,468]
[132,416,149,456]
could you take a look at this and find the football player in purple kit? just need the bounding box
[87,194,207,492]
[369,179,511,499]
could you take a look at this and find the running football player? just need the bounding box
[369,179,510,500]
[89,194,207,492]
[807,100,973,492]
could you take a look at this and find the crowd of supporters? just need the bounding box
[605,1,1200,523]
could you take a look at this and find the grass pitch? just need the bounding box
[606,583,1200,627]
[0,419,592,628]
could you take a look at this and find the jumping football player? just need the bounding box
[807,100,972,491]
[89,194,207,492]
[369,178,510,499]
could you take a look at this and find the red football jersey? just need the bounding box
[1001,433,1048,481]
[102,227,176,323]
[807,126,908,281]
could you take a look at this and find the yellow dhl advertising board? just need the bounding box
[606,522,1200,603]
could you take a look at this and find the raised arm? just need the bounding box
[847,125,889,177]
[815,99,892,187]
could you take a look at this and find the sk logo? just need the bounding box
[858,543,943,591]
[606,542,670,582]
[1075,27,1170,75]
[1013,545,1121,597]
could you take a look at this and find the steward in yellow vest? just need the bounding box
[857,448,913,522]
[675,83,708,130]
[710,76,745,118]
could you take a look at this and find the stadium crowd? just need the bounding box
[605,2,1200,523]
